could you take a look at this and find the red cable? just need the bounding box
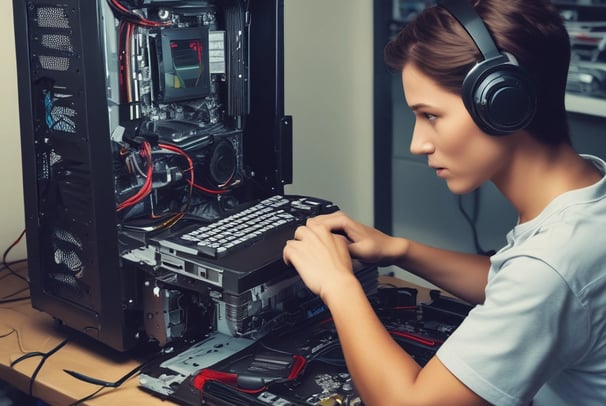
[158,143,233,195]
[389,331,443,347]
[117,142,153,211]
[109,0,172,27]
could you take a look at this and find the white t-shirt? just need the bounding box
[437,155,606,406]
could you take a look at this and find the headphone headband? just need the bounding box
[437,0,500,60]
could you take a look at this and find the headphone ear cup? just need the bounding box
[462,56,537,136]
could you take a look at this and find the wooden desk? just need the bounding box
[0,263,176,406]
[1,264,435,406]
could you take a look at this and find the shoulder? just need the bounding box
[437,257,591,405]
[493,214,606,302]
[494,162,606,296]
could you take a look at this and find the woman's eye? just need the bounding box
[423,112,437,121]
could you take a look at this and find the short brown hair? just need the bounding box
[384,0,571,146]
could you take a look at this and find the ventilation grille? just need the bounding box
[36,6,71,29]
[38,151,52,181]
[47,227,88,300]
[38,55,71,72]
[53,228,84,277]
[41,33,74,52]
[30,4,78,74]
[56,161,93,218]
[44,88,77,134]
[50,150,62,166]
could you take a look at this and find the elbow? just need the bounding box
[357,384,423,406]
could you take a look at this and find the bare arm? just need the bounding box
[306,212,491,304]
[283,222,491,406]
[323,275,489,406]
[389,237,490,304]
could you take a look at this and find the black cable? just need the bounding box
[0,258,28,275]
[457,189,494,256]
[0,328,16,339]
[68,386,106,406]
[0,282,30,303]
[64,349,168,405]
[10,333,74,397]
[0,271,30,302]
[0,296,30,304]
[1,230,30,302]
[64,361,143,388]
[2,229,26,263]
[2,229,29,285]
[1,287,29,299]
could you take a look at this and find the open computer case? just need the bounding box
[12,0,298,352]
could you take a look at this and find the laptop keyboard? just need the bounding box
[158,195,339,259]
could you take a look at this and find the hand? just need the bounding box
[304,211,399,266]
[283,215,355,300]
[283,212,398,299]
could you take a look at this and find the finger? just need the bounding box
[293,225,309,241]
[303,223,336,247]
[334,232,351,245]
[306,211,347,230]
[306,221,350,247]
[296,222,336,245]
[282,240,292,265]
[282,239,304,266]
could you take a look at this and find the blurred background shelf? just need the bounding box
[565,93,606,117]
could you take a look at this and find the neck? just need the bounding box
[492,137,601,224]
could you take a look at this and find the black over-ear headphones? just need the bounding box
[437,0,537,135]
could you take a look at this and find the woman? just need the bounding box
[283,0,606,405]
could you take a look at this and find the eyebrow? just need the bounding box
[409,103,433,111]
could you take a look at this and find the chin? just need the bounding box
[445,180,479,195]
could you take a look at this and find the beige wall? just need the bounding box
[0,1,26,260]
[0,1,374,260]
[283,0,374,226]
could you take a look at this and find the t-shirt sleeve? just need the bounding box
[436,256,590,406]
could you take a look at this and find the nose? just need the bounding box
[409,125,434,156]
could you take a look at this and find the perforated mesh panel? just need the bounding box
[52,229,84,278]
[43,88,78,134]
[49,271,80,290]
[30,3,81,135]
[27,4,91,291]
[50,150,62,166]
[36,6,71,29]
[38,55,71,71]
[30,5,76,73]
[41,33,74,52]
[49,104,77,132]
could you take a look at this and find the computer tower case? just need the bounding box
[12,0,293,351]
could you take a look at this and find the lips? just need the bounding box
[429,164,446,177]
